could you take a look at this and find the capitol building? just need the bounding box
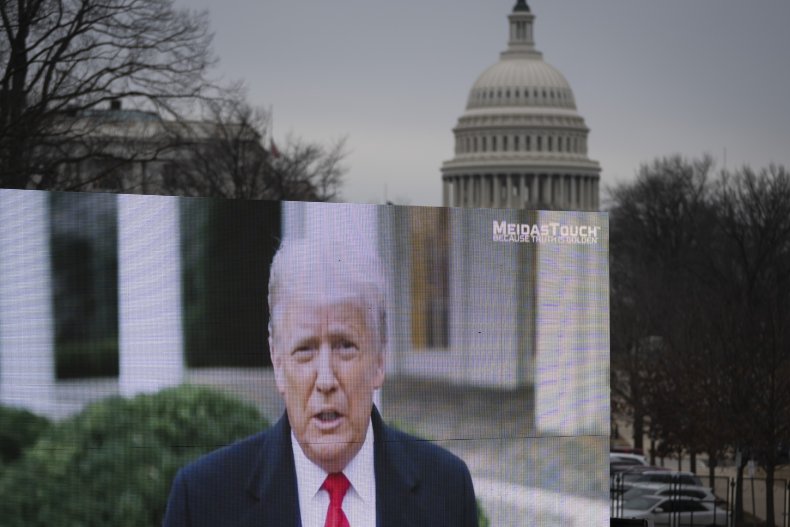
[442,0,601,210]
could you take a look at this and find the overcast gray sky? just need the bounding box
[175,0,790,207]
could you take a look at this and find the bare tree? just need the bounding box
[161,94,346,201]
[713,165,790,527]
[0,0,214,189]
[610,158,790,524]
[609,155,717,454]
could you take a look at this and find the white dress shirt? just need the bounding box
[291,421,377,527]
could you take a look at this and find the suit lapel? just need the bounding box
[236,408,424,527]
[241,413,302,527]
[373,407,424,527]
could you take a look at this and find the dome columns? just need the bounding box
[443,173,599,211]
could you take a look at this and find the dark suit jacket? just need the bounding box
[163,406,478,527]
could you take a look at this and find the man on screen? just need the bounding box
[164,238,478,527]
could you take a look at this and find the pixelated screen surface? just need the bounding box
[0,189,609,526]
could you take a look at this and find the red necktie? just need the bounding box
[322,472,351,527]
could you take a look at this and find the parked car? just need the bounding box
[611,453,651,478]
[622,484,718,505]
[612,446,646,456]
[611,452,649,466]
[612,466,670,493]
[612,483,719,516]
[620,471,704,492]
[620,495,729,527]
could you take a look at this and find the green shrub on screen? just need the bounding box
[0,385,266,527]
[0,406,51,465]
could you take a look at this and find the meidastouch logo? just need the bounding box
[492,220,600,244]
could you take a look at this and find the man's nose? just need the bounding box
[315,343,338,392]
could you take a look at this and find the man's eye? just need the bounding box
[335,340,358,357]
[292,346,316,360]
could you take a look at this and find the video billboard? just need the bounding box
[0,189,609,526]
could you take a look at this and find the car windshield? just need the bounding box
[625,496,662,511]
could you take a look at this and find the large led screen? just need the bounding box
[0,189,609,526]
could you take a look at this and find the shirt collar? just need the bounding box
[291,419,376,504]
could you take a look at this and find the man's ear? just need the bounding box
[371,351,385,390]
[270,337,286,395]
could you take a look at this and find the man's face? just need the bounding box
[271,294,384,474]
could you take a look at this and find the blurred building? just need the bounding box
[46,100,264,195]
[442,0,600,210]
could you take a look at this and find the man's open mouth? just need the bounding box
[316,411,341,422]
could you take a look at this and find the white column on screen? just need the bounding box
[535,211,608,435]
[0,190,57,416]
[448,209,521,388]
[118,195,184,396]
[282,201,305,239]
[377,206,405,381]
[535,211,575,434]
[577,228,609,432]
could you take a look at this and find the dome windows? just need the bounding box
[468,83,577,109]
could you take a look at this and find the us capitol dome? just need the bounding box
[441,0,601,210]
